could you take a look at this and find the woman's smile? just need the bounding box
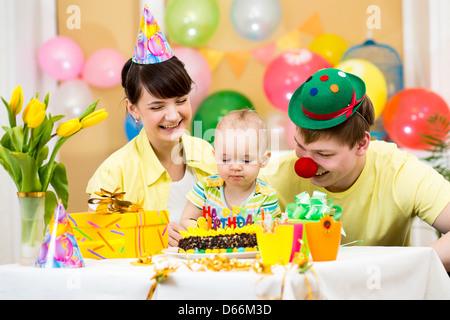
[160,119,183,131]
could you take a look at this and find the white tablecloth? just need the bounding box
[1,246,449,300]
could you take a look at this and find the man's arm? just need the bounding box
[430,202,450,271]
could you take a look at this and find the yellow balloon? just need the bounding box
[308,33,348,66]
[336,59,388,119]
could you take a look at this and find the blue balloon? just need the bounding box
[124,112,143,141]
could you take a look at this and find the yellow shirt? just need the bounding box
[86,129,217,212]
[260,141,450,246]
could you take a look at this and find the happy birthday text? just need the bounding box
[202,206,256,230]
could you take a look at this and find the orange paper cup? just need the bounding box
[256,224,294,265]
[305,221,342,261]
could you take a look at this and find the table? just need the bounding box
[1,246,449,300]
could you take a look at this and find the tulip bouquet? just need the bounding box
[1,85,108,228]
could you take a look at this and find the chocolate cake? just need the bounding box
[178,225,258,253]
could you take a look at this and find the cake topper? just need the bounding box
[260,209,277,234]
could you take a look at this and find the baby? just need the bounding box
[180,109,281,229]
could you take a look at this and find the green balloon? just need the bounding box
[165,0,220,47]
[192,90,254,143]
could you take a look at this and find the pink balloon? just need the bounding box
[173,47,212,112]
[82,48,126,88]
[285,118,297,149]
[38,36,84,81]
[263,49,332,113]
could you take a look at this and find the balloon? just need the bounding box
[285,118,297,149]
[383,88,450,150]
[265,111,291,150]
[336,59,388,119]
[166,0,220,47]
[124,112,143,141]
[82,48,126,88]
[192,90,254,143]
[173,47,212,112]
[52,79,93,118]
[341,39,403,100]
[230,0,282,41]
[308,33,348,66]
[263,49,332,113]
[38,36,84,81]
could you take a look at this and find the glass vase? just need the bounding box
[17,192,46,266]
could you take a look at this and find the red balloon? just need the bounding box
[263,49,331,113]
[383,88,450,150]
[294,157,319,178]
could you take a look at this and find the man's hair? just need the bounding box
[297,96,375,148]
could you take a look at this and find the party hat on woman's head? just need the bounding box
[132,5,174,64]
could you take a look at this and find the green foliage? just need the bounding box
[421,114,450,181]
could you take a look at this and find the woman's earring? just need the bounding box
[134,116,142,130]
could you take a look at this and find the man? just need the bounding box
[260,68,450,271]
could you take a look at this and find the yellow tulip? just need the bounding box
[56,118,82,137]
[22,98,38,122]
[22,98,46,128]
[9,85,23,116]
[81,109,108,128]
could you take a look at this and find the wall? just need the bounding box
[57,0,402,213]
[57,0,140,212]
[205,0,402,116]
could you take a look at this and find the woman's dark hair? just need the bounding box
[121,56,193,104]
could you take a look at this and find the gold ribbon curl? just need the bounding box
[88,187,144,214]
[147,264,180,300]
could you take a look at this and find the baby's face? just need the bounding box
[214,128,268,189]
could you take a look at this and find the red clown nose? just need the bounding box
[294,157,319,178]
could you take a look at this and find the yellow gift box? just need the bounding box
[68,210,169,259]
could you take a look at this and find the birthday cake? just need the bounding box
[178,206,259,254]
[178,224,258,254]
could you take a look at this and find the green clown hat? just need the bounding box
[288,68,366,129]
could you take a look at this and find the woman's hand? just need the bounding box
[167,222,185,247]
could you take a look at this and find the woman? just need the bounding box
[86,6,217,247]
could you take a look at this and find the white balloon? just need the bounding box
[231,0,282,41]
[52,79,94,118]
